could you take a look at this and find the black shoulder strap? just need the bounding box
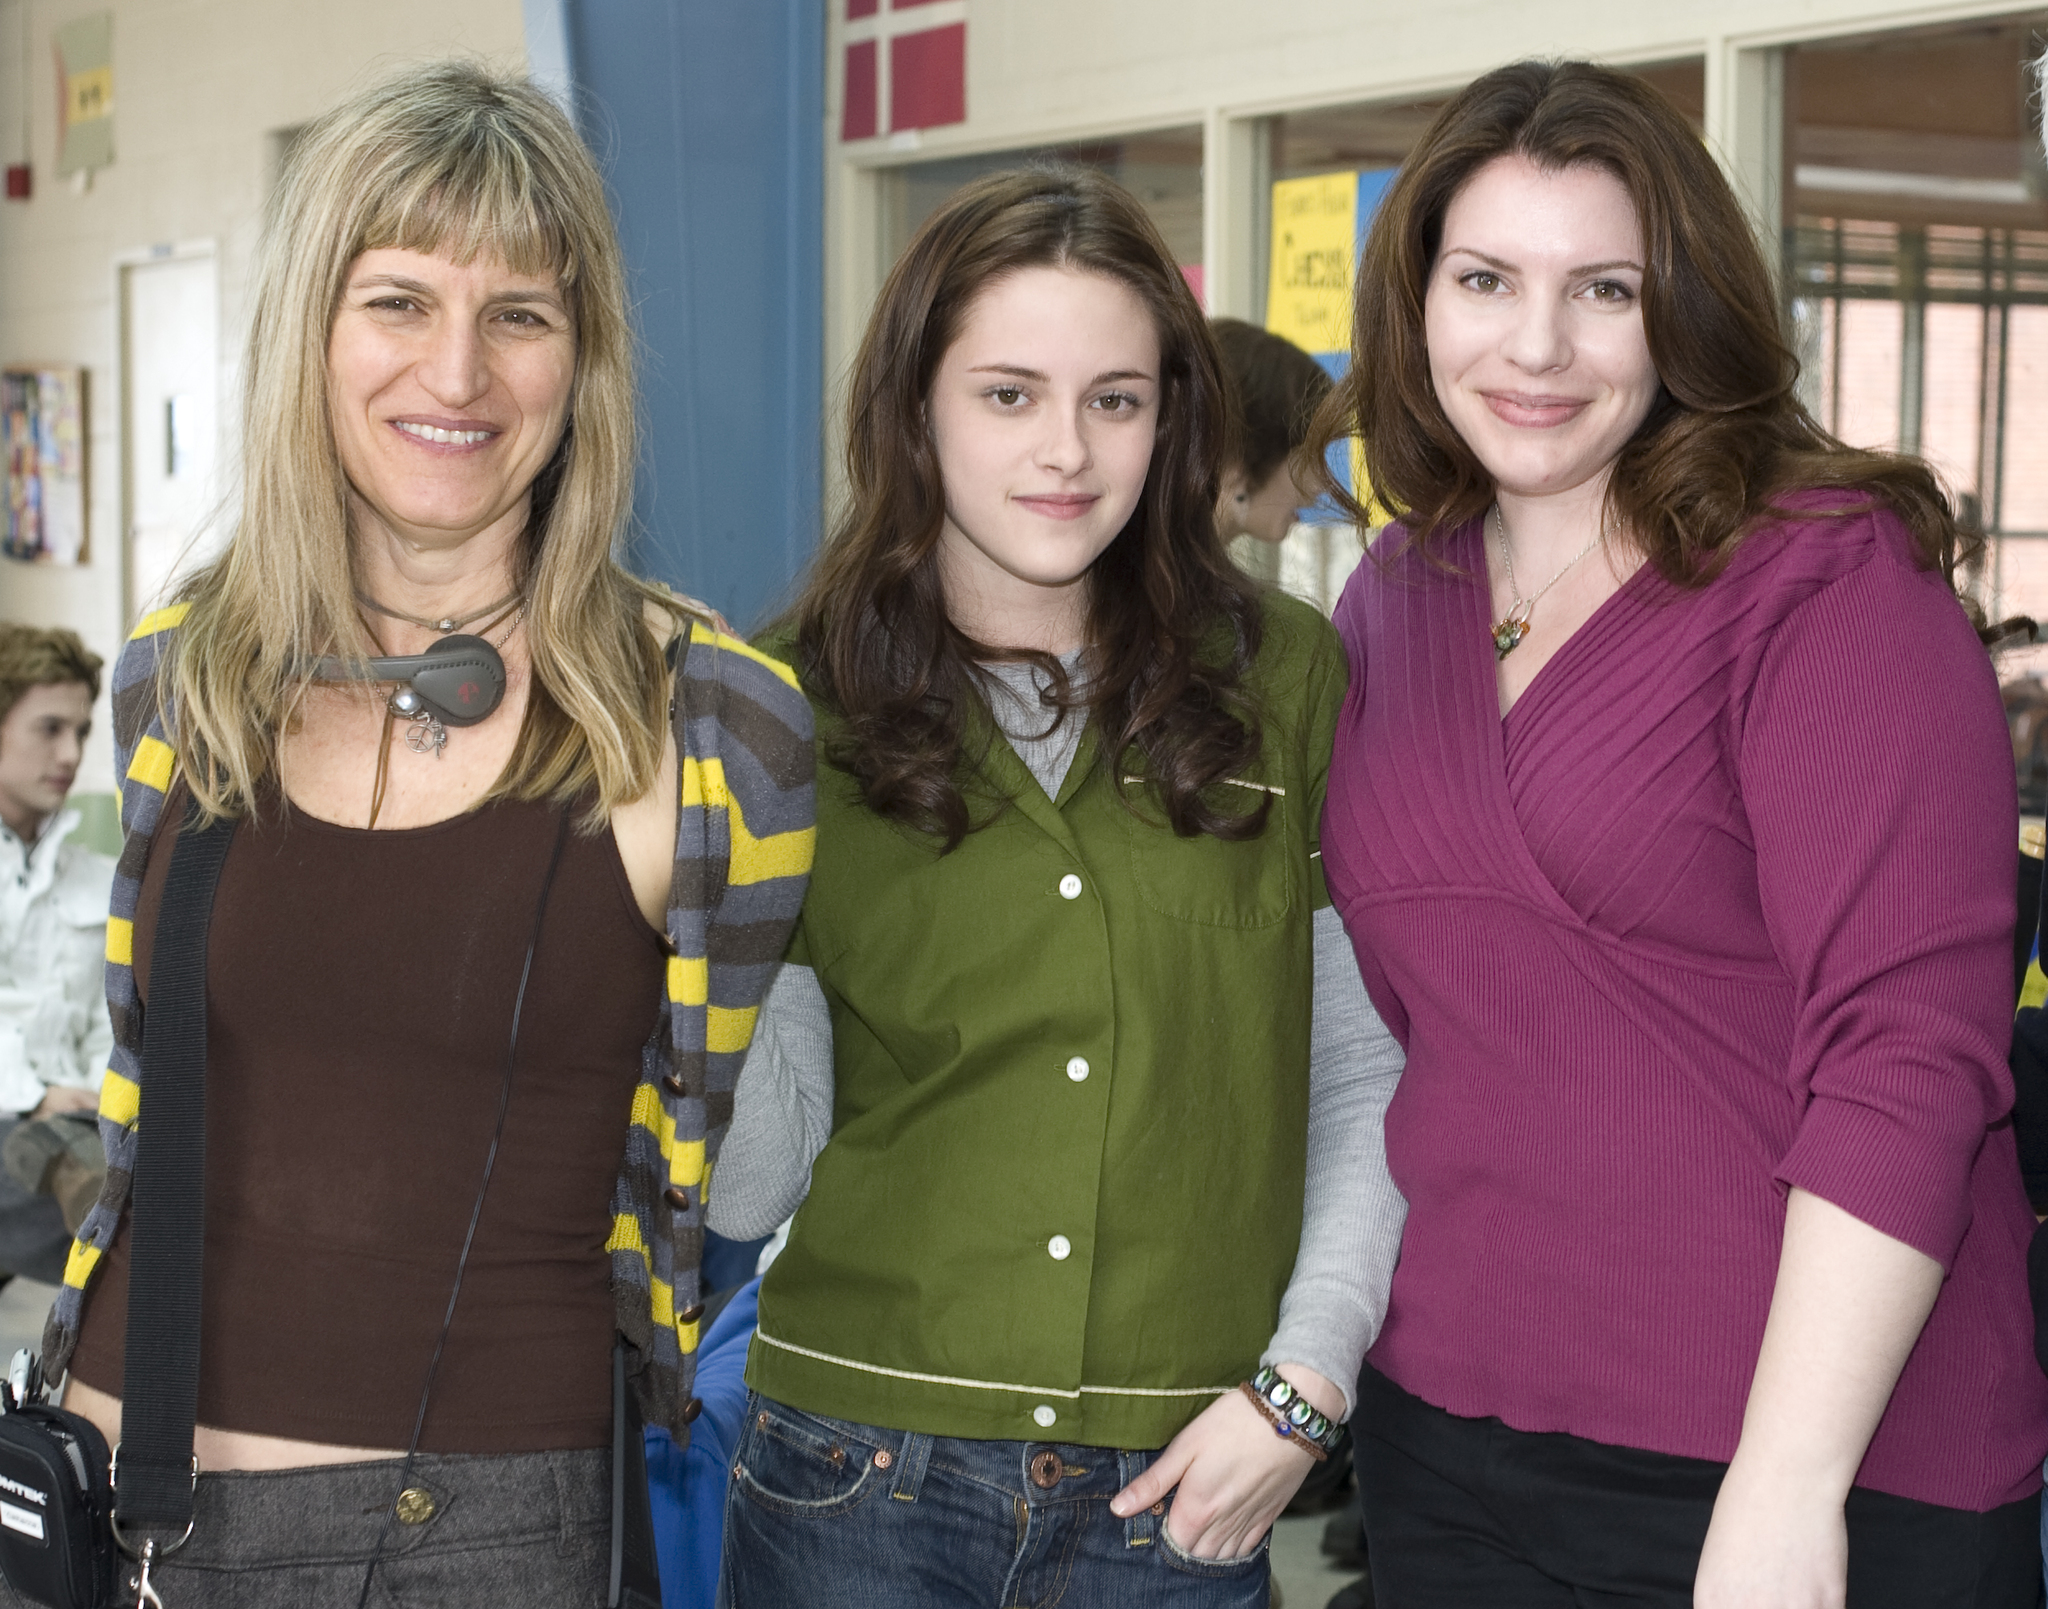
[114,804,236,1537]
[609,1341,662,1609]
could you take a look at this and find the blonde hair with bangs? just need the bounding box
[169,58,686,822]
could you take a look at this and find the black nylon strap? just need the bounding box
[609,1341,662,1609]
[114,805,236,1533]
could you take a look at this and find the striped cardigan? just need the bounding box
[42,604,815,1442]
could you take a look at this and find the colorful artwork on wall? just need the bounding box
[3,367,88,565]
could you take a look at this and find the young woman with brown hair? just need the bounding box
[1317,58,2048,1608]
[707,165,1407,1607]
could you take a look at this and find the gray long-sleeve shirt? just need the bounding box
[708,658,1407,1415]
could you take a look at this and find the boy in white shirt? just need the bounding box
[0,625,112,1283]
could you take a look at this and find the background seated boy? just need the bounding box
[0,625,112,1279]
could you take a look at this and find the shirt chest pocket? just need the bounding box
[1119,780,1294,930]
[53,883,109,956]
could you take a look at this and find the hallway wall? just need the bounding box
[0,0,527,795]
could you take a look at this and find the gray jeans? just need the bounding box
[0,1447,612,1608]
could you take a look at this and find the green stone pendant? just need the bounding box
[1491,616,1529,659]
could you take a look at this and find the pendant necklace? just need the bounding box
[1489,504,1609,661]
[360,597,523,829]
[387,597,523,759]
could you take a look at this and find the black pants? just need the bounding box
[1354,1364,2042,1609]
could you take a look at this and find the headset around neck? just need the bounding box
[307,633,507,727]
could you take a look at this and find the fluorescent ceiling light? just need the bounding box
[1795,165,2032,205]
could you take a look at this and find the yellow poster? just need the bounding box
[55,13,114,177]
[1265,174,1357,355]
[66,67,112,128]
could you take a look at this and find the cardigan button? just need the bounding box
[1065,1057,1089,1082]
[1058,874,1083,899]
[663,1074,686,1095]
[683,1398,703,1423]
[664,1186,690,1209]
[1047,1235,1071,1261]
[678,1303,705,1324]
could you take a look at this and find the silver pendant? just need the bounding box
[388,688,448,758]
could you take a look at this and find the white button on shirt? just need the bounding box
[1058,874,1082,899]
[1048,1235,1072,1260]
[1065,1057,1089,1082]
[1033,1405,1058,1428]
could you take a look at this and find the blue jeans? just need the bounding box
[717,1392,1269,1608]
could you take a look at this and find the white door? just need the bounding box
[123,254,221,621]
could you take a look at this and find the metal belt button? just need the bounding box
[395,1487,437,1525]
[1029,1450,1065,1489]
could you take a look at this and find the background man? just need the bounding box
[0,625,112,1284]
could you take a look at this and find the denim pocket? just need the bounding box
[1155,1516,1271,1580]
[730,1398,884,1520]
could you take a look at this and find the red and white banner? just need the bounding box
[842,0,967,143]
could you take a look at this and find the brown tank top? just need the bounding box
[70,787,662,1453]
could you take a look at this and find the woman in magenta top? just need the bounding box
[1319,60,2048,1609]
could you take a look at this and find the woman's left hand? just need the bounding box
[1108,1364,1342,1559]
[1692,1460,1848,1609]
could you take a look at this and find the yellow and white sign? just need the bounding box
[55,13,114,178]
[1265,173,1358,356]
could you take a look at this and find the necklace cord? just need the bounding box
[365,715,394,831]
[1494,503,1609,617]
[357,586,523,636]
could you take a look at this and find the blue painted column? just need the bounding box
[562,0,825,632]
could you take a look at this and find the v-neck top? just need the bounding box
[1323,495,2048,1510]
[745,591,1346,1449]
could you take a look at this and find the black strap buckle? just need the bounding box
[107,1445,198,1563]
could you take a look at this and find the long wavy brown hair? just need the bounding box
[1314,58,1984,597]
[790,165,1267,850]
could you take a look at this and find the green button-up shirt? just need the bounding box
[747,592,1346,1449]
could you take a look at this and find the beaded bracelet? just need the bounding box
[1238,1366,1343,1461]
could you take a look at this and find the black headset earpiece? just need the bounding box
[308,633,506,726]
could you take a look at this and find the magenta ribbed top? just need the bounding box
[1324,495,2048,1510]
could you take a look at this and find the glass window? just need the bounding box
[1784,15,2048,800]
[879,127,1204,289]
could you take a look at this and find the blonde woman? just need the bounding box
[9,62,812,1607]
